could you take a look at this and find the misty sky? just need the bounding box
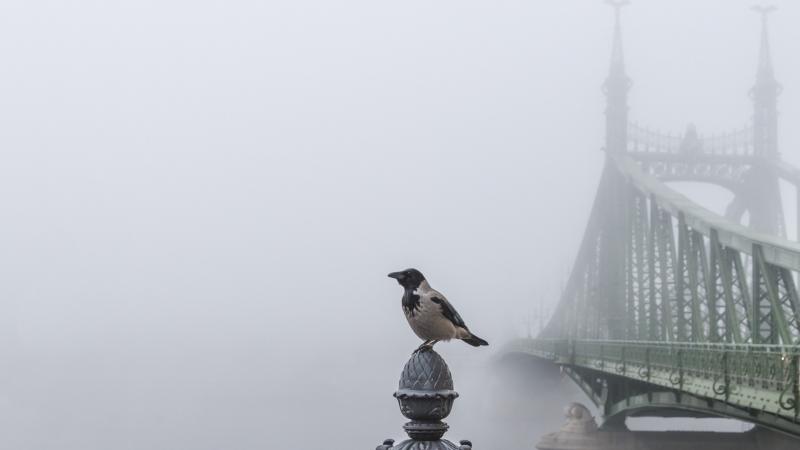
[1,1,799,449]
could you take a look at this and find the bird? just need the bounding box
[388,268,488,352]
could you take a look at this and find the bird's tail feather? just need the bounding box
[463,333,489,347]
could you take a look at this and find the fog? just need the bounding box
[1,1,799,449]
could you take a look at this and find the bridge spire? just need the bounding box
[608,0,627,78]
[597,1,632,340]
[754,5,777,84]
[751,5,780,159]
[747,5,784,237]
[603,0,631,154]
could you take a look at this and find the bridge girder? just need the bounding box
[554,157,800,345]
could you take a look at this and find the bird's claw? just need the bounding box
[414,343,434,354]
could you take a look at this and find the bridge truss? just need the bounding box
[507,5,800,437]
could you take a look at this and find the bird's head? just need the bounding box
[388,268,426,289]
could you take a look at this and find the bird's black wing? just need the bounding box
[430,292,468,329]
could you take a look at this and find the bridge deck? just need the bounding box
[507,338,800,435]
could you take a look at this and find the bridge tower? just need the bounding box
[595,0,631,340]
[745,6,784,236]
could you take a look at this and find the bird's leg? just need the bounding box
[415,340,439,353]
[415,340,433,353]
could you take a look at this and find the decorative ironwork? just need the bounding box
[628,123,755,157]
[378,350,472,450]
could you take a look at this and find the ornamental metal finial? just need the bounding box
[377,349,472,450]
[606,1,630,14]
[751,4,777,16]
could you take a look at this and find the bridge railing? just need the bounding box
[627,123,755,157]
[508,338,800,419]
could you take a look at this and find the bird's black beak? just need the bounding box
[388,271,405,281]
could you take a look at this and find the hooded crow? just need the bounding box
[388,268,489,352]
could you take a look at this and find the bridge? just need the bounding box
[505,4,800,440]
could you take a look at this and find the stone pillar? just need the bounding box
[377,350,473,450]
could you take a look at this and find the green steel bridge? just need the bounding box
[505,4,800,437]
